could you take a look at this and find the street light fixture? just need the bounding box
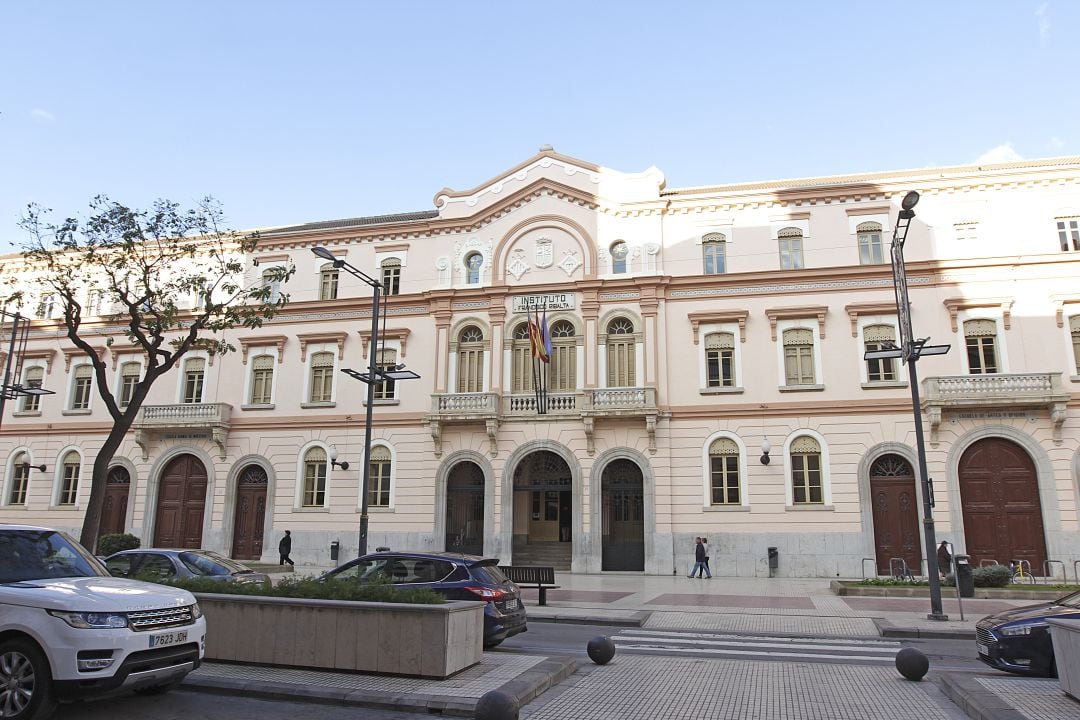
[863,190,951,621]
[0,311,55,431]
[310,247,420,557]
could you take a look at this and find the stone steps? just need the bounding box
[512,542,571,571]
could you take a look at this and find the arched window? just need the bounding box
[319,263,339,301]
[71,365,93,410]
[457,325,485,393]
[368,445,392,508]
[606,318,636,387]
[863,324,897,382]
[777,227,804,270]
[963,319,998,374]
[857,221,884,265]
[250,355,274,404]
[21,366,44,412]
[708,438,740,505]
[704,332,736,387]
[782,328,815,386]
[702,233,726,275]
[309,352,335,402]
[789,436,823,505]
[549,320,577,392]
[464,253,483,285]
[610,241,629,274]
[119,362,140,408]
[373,348,397,400]
[8,452,30,505]
[59,451,80,505]
[302,447,327,507]
[381,258,401,296]
[510,322,534,394]
[182,357,205,403]
[1071,315,1080,374]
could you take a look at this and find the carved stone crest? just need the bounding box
[535,236,553,268]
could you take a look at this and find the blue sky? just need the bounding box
[2,2,1075,249]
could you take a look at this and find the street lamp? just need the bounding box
[0,310,55,430]
[311,247,420,557]
[863,190,951,621]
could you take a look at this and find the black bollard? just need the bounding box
[895,647,929,681]
[587,635,616,665]
[475,689,519,720]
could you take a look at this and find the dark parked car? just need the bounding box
[105,549,270,585]
[976,590,1080,677]
[319,551,527,647]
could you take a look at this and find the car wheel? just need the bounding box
[133,677,185,696]
[483,639,503,649]
[0,638,57,720]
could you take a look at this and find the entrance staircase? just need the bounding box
[511,540,571,571]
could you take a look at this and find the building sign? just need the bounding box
[512,294,575,312]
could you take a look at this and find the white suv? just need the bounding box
[0,524,207,720]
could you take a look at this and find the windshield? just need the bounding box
[179,551,250,576]
[0,529,109,583]
[1059,590,1080,608]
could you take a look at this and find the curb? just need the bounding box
[182,655,577,717]
[937,672,1030,720]
[874,617,975,640]
[528,611,649,628]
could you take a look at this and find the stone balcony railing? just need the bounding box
[132,402,232,459]
[922,373,1069,444]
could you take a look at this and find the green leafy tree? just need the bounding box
[11,197,292,549]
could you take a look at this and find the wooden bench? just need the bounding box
[500,565,559,606]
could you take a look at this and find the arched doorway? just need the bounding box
[231,465,268,560]
[601,459,644,571]
[959,437,1048,573]
[513,451,572,569]
[869,454,921,575]
[101,466,131,537]
[153,454,208,548]
[445,461,485,556]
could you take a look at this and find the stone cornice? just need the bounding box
[296,332,348,362]
[844,302,900,337]
[1052,294,1080,328]
[358,328,411,358]
[237,335,288,364]
[62,346,107,371]
[687,310,749,344]
[764,306,829,341]
[943,297,1013,332]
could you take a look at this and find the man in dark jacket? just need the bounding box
[687,536,711,578]
[936,540,952,578]
[279,530,294,566]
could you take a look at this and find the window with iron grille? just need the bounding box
[702,233,726,275]
[1058,219,1080,251]
[71,365,93,410]
[250,355,274,404]
[319,263,339,301]
[368,445,392,507]
[782,328,815,385]
[857,221,885,265]
[381,258,401,296]
[8,455,29,505]
[778,227,804,270]
[182,358,205,403]
[606,318,636,387]
[59,451,80,505]
[457,325,484,393]
[864,324,898,382]
[303,447,327,507]
[790,436,823,504]
[704,332,736,387]
[119,362,140,408]
[708,437,740,505]
[309,352,334,402]
[373,348,397,400]
[21,366,44,412]
[964,319,998,374]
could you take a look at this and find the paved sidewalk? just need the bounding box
[189,571,1077,719]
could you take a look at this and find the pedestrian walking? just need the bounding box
[702,537,711,575]
[279,530,295,566]
[936,540,952,578]
[687,536,711,578]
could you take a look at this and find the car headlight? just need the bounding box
[999,622,1048,636]
[47,610,128,629]
[191,602,203,619]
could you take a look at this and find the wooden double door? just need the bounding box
[869,454,922,575]
[153,455,207,548]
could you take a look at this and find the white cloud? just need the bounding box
[1035,3,1050,44]
[974,143,1023,164]
[30,108,55,122]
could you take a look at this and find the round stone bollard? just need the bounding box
[474,689,519,720]
[895,647,929,681]
[587,635,616,665]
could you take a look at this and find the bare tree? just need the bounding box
[11,196,292,549]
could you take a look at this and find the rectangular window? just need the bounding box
[791,454,823,504]
[309,354,334,402]
[183,360,205,403]
[457,349,483,393]
[60,463,79,505]
[319,268,339,301]
[710,455,740,505]
[8,464,29,505]
[966,336,998,374]
[250,356,274,404]
[369,461,391,507]
[606,340,635,387]
[706,348,735,387]
[858,232,884,264]
[21,367,44,412]
[1058,219,1080,251]
[783,345,815,385]
[381,264,401,296]
[779,238,804,270]
[119,366,140,408]
[864,342,897,382]
[72,367,92,410]
[303,462,326,507]
[703,242,726,275]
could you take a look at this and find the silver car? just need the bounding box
[105,549,270,585]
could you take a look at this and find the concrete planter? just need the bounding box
[831,580,1080,600]
[194,592,485,679]
[1048,619,1080,699]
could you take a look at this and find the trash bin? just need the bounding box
[767,547,779,570]
[954,554,974,598]
[330,540,340,562]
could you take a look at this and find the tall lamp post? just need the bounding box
[863,191,951,621]
[0,310,55,430]
[311,247,419,557]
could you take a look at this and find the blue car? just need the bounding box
[319,551,527,647]
[976,590,1080,677]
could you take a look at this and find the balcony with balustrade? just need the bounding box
[922,373,1069,444]
[132,402,233,459]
